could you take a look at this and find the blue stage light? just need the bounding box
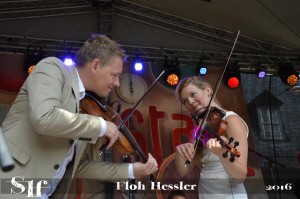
[199,66,208,75]
[257,70,266,78]
[64,58,74,66]
[134,62,143,72]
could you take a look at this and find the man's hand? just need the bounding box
[103,121,120,149]
[133,153,158,178]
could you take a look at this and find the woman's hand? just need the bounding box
[205,136,228,158]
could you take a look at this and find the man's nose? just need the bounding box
[114,79,120,87]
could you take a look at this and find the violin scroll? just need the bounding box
[221,137,240,162]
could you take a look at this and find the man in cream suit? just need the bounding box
[0,35,158,199]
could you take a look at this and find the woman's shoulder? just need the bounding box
[223,111,238,118]
[224,111,249,137]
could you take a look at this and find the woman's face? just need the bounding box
[180,83,212,116]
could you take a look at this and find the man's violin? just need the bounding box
[80,91,156,181]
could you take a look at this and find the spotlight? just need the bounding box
[257,70,266,78]
[223,63,240,89]
[133,55,143,72]
[164,58,180,86]
[64,57,75,66]
[28,65,36,74]
[134,62,143,72]
[166,72,180,86]
[256,67,266,78]
[278,63,299,86]
[197,58,208,76]
[199,65,208,76]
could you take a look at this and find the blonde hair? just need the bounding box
[75,34,126,67]
[175,76,212,103]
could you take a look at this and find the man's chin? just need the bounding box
[92,91,108,98]
[100,93,110,98]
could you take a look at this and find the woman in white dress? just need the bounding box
[174,76,248,199]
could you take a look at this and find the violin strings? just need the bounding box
[83,93,148,161]
[105,105,147,160]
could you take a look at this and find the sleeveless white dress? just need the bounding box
[198,111,248,199]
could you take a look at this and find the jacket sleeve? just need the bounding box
[75,139,130,181]
[26,57,100,143]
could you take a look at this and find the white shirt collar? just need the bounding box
[75,68,86,100]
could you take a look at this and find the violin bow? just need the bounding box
[114,69,167,183]
[117,69,166,129]
[185,30,240,166]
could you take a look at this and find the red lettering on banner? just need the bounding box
[121,109,144,126]
[121,107,195,166]
[171,114,194,151]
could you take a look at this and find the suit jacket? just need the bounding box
[68,139,129,199]
[1,57,129,199]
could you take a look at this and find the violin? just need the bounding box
[193,107,240,162]
[80,91,156,181]
[185,30,241,165]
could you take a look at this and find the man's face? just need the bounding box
[91,55,123,97]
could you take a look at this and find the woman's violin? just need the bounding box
[80,91,156,181]
[193,107,240,162]
[186,30,241,165]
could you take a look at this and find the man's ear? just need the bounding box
[90,58,100,73]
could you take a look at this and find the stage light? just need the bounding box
[197,58,208,76]
[28,65,35,74]
[64,57,74,66]
[256,67,266,78]
[134,62,143,72]
[278,63,299,86]
[257,70,266,78]
[132,55,143,72]
[254,61,266,78]
[166,72,180,86]
[227,77,240,88]
[223,63,240,89]
[164,58,180,86]
[287,74,298,86]
[199,65,208,76]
